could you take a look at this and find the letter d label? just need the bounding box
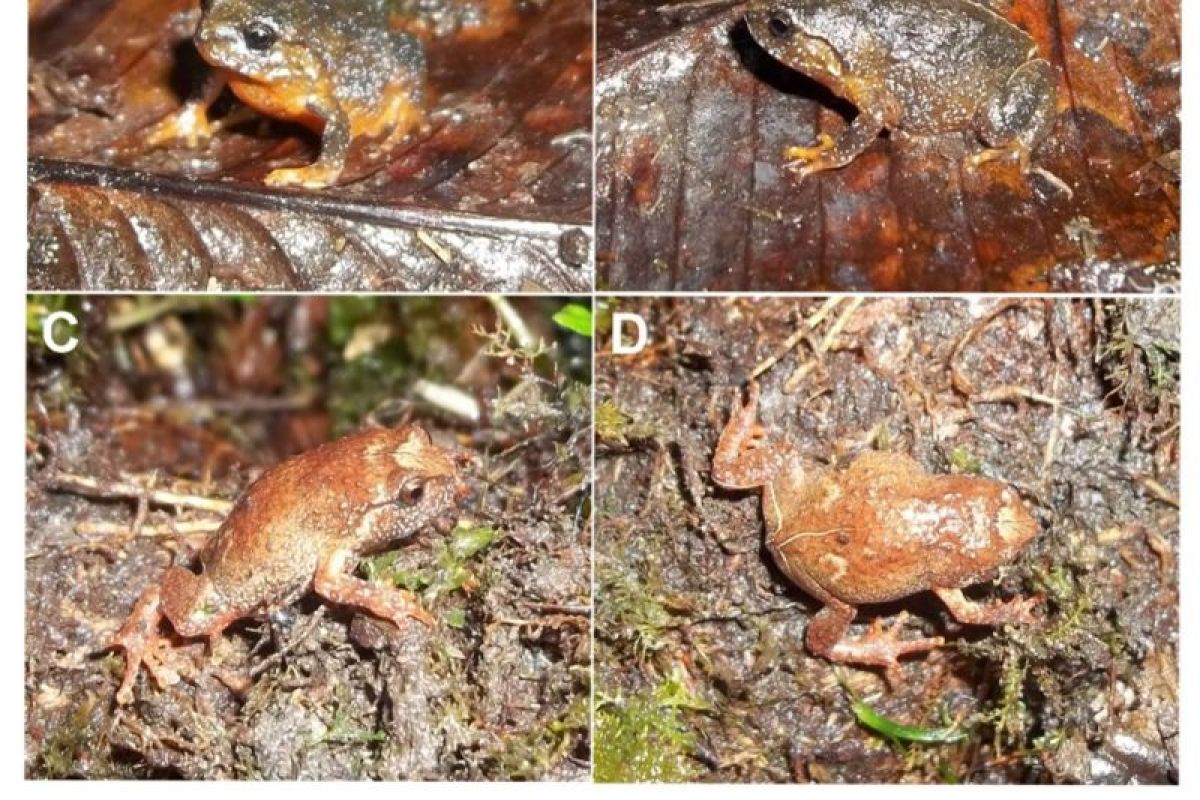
[611,312,648,355]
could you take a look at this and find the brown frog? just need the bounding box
[150,0,427,188]
[744,0,1057,180]
[110,425,470,704]
[712,383,1040,685]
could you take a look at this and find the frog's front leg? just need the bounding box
[313,547,435,629]
[712,382,804,490]
[108,585,182,704]
[807,600,944,687]
[971,58,1056,173]
[785,110,886,181]
[934,587,1041,626]
[265,100,352,189]
[145,73,231,149]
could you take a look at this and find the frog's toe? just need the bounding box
[141,641,182,688]
[395,590,436,628]
[111,636,180,704]
[935,586,1043,626]
[829,613,944,687]
[783,134,838,180]
[965,145,1013,172]
[265,165,343,190]
[784,133,836,164]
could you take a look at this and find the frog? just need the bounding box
[390,0,531,43]
[110,424,470,704]
[148,0,427,188]
[743,0,1058,180]
[711,383,1041,685]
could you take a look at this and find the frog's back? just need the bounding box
[315,2,426,106]
[769,451,1035,605]
[198,431,395,601]
[867,0,1037,131]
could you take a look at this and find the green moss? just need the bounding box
[309,686,386,749]
[39,695,96,778]
[985,652,1029,752]
[594,673,708,783]
[595,400,631,445]
[596,567,670,658]
[948,446,982,474]
[365,521,502,603]
[1099,300,1180,412]
[1036,566,1091,644]
[595,399,657,447]
[493,694,589,779]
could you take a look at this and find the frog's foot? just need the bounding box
[814,608,944,688]
[935,587,1042,627]
[108,586,182,704]
[783,134,837,179]
[264,163,344,190]
[315,549,436,630]
[965,144,1015,171]
[834,614,945,687]
[145,102,223,150]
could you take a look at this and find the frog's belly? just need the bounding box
[226,74,326,133]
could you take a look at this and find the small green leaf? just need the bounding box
[851,698,967,745]
[449,524,500,560]
[444,608,467,629]
[390,570,432,592]
[553,303,593,338]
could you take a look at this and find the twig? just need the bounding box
[45,471,234,514]
[122,390,317,416]
[416,229,454,264]
[1134,475,1179,508]
[783,296,864,393]
[413,379,481,422]
[750,297,841,381]
[249,606,327,678]
[519,602,592,616]
[75,519,222,538]
[488,295,536,349]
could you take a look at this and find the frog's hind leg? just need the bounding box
[807,600,944,687]
[970,58,1056,174]
[934,586,1041,626]
[108,585,181,704]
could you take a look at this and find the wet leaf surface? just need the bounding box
[596,0,1180,292]
[25,296,592,779]
[28,0,594,291]
[594,297,1178,783]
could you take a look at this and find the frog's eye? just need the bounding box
[398,481,426,506]
[241,21,280,52]
[766,12,794,39]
